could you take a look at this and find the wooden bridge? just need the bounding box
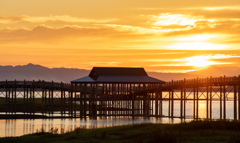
[1,75,240,120]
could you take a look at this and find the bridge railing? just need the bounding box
[0,80,81,91]
[1,75,240,92]
[163,75,240,88]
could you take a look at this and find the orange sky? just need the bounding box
[1,0,240,73]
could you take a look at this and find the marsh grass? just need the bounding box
[1,120,240,143]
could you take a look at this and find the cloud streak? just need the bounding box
[0,25,152,44]
[0,15,117,24]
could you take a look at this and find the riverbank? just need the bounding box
[1,120,240,143]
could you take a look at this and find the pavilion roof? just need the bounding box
[71,67,165,83]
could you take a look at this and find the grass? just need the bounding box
[1,120,240,143]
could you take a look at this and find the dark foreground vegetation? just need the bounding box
[1,120,240,143]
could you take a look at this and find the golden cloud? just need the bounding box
[0,25,153,44]
[0,15,117,24]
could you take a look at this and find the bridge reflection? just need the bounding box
[2,118,172,137]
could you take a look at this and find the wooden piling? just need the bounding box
[155,87,159,117]
[206,85,209,119]
[171,88,174,118]
[210,76,212,120]
[5,80,8,114]
[184,78,186,119]
[238,75,240,120]
[220,78,223,119]
[32,80,35,115]
[193,85,196,119]
[223,76,226,120]
[184,87,186,119]
[168,89,171,117]
[74,84,76,118]
[180,87,183,119]
[159,86,163,117]
[14,80,17,114]
[196,78,199,120]
[234,77,237,120]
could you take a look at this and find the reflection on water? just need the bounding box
[0,92,237,137]
[0,117,188,137]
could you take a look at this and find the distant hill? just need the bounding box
[0,63,89,83]
[149,65,240,81]
[0,63,239,83]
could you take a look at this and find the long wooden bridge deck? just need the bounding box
[0,75,240,120]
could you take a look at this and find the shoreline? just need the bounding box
[1,120,240,143]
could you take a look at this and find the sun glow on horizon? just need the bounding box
[179,54,236,67]
[175,34,218,41]
[185,56,219,67]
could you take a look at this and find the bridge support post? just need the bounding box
[68,91,71,117]
[210,76,212,120]
[234,77,237,120]
[11,86,13,115]
[48,89,51,116]
[89,84,92,119]
[74,85,77,118]
[14,80,17,115]
[26,87,29,114]
[30,87,32,115]
[51,85,54,117]
[89,84,97,119]
[168,89,171,117]
[143,92,150,118]
[42,87,45,116]
[33,85,35,116]
[184,86,186,119]
[196,78,199,120]
[84,83,87,119]
[159,87,163,117]
[193,85,196,120]
[180,87,183,119]
[238,75,240,120]
[60,83,63,118]
[220,78,223,120]
[171,88,174,119]
[223,76,226,120]
[44,89,47,115]
[113,84,116,117]
[206,84,209,119]
[170,80,174,119]
[5,80,8,114]
[132,92,135,119]
[80,87,83,119]
[23,80,26,115]
[155,87,159,118]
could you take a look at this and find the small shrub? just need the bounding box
[36,128,46,135]
[49,127,59,134]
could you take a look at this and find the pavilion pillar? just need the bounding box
[155,87,159,118]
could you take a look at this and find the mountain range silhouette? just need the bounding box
[0,63,239,83]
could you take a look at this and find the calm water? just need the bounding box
[0,117,188,137]
[0,91,237,137]
[0,100,236,137]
